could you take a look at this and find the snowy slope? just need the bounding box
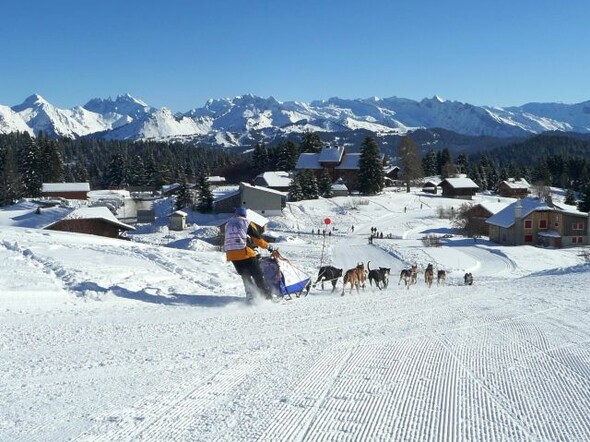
[1,190,589,441]
[0,104,33,135]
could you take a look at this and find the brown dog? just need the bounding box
[341,262,365,296]
[424,263,434,288]
[399,264,418,289]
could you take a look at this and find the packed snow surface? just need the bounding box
[1,190,589,441]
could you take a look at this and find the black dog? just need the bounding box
[464,272,473,285]
[367,261,391,290]
[313,266,343,292]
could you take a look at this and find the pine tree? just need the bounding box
[288,174,304,201]
[39,138,65,183]
[421,150,438,177]
[175,180,192,211]
[195,172,214,212]
[455,153,469,175]
[319,169,333,197]
[300,170,319,199]
[564,188,576,205]
[437,149,452,175]
[19,134,42,197]
[105,153,128,189]
[252,142,268,174]
[398,135,423,190]
[578,185,590,212]
[300,131,322,153]
[358,136,384,195]
[128,155,148,188]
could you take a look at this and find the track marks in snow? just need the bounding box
[73,360,257,442]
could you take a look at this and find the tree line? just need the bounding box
[0,132,237,206]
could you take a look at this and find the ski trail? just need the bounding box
[257,341,358,441]
[73,360,257,442]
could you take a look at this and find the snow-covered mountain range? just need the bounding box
[2,93,589,146]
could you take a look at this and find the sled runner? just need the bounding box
[260,251,311,300]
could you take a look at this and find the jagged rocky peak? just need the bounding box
[83,93,152,117]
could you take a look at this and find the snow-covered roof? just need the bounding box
[47,206,135,230]
[486,198,563,228]
[331,182,348,191]
[214,189,240,203]
[385,165,400,173]
[295,153,322,169]
[441,177,479,189]
[170,210,187,217]
[42,182,90,192]
[87,189,130,199]
[318,146,344,163]
[475,201,511,215]
[501,178,530,190]
[0,201,73,229]
[208,176,226,183]
[241,182,287,196]
[256,171,291,187]
[335,153,361,170]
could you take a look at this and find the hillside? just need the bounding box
[2,190,589,441]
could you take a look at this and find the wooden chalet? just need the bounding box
[439,177,479,199]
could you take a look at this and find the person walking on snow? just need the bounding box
[224,207,274,302]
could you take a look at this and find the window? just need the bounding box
[524,235,533,243]
[524,220,532,229]
[539,220,547,229]
[579,237,583,244]
[573,237,577,244]
[573,223,585,231]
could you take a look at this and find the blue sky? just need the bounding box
[2,0,589,112]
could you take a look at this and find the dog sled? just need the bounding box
[260,250,311,301]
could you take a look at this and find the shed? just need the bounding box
[439,177,479,199]
[42,182,90,200]
[497,178,530,198]
[331,178,349,197]
[44,206,135,239]
[422,180,440,194]
[169,210,188,231]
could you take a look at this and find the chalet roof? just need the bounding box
[440,177,479,190]
[500,178,530,190]
[295,153,322,169]
[46,206,135,231]
[318,146,344,163]
[485,197,576,228]
[331,181,348,191]
[256,171,291,187]
[475,201,511,215]
[335,153,361,170]
[0,201,73,229]
[385,165,400,173]
[170,210,187,218]
[42,182,90,192]
[240,182,287,196]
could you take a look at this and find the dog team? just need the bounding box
[314,262,474,294]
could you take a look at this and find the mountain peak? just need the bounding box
[12,94,50,111]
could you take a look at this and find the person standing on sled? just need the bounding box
[225,207,275,302]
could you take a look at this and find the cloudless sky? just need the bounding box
[1,0,589,112]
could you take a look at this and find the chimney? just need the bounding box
[514,199,523,246]
[514,199,522,219]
